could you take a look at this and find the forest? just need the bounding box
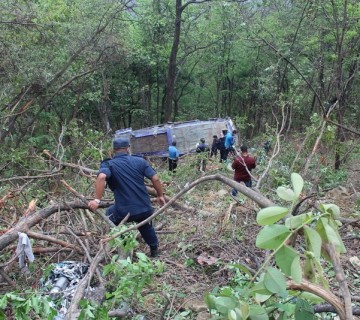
[0,0,359,319]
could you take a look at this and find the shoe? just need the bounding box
[150,246,158,258]
[231,189,237,197]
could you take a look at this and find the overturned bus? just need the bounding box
[114,117,236,157]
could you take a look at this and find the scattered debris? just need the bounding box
[40,261,89,319]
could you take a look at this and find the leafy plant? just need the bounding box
[205,173,348,319]
[0,292,57,320]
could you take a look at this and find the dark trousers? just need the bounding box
[168,158,178,172]
[231,179,252,196]
[106,206,158,247]
[219,148,227,162]
[224,147,236,161]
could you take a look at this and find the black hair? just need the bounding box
[172,141,177,146]
[240,145,248,152]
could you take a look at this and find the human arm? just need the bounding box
[151,174,166,206]
[231,158,238,170]
[88,173,107,211]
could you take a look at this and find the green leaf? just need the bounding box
[256,225,291,249]
[257,206,289,225]
[319,204,340,218]
[316,218,346,253]
[214,296,238,315]
[0,295,8,309]
[254,292,272,303]
[299,292,324,304]
[285,212,312,229]
[275,245,302,283]
[31,295,40,314]
[249,305,269,320]
[228,309,238,320]
[303,256,316,281]
[240,301,249,319]
[295,299,314,320]
[229,263,254,276]
[204,293,216,310]
[304,226,322,260]
[291,173,303,197]
[290,256,302,284]
[275,245,297,276]
[250,280,272,296]
[276,187,296,202]
[264,267,288,297]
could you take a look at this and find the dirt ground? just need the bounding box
[135,171,360,319]
[1,155,359,319]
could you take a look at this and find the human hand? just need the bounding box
[157,196,166,207]
[88,199,100,211]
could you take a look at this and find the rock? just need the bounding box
[217,189,228,197]
[349,256,360,268]
[326,186,349,198]
[196,311,211,320]
[183,299,208,313]
[84,286,106,304]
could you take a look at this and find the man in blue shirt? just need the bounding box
[168,141,180,173]
[88,138,166,257]
[224,130,237,161]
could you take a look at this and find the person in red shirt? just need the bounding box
[231,145,256,196]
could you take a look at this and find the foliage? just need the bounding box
[100,224,164,310]
[205,173,347,319]
[0,223,164,319]
[0,292,57,320]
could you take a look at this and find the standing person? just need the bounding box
[224,130,237,162]
[88,138,166,257]
[210,135,219,158]
[168,141,180,173]
[219,130,227,163]
[196,138,210,171]
[231,145,256,196]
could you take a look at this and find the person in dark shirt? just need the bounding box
[231,145,256,196]
[196,138,210,171]
[219,130,227,163]
[210,135,219,158]
[88,138,166,257]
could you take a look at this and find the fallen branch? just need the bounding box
[313,304,360,316]
[0,200,110,252]
[26,230,83,253]
[102,173,274,243]
[43,150,97,176]
[0,171,63,183]
[324,243,353,319]
[287,279,345,319]
[65,244,106,320]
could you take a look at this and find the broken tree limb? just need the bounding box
[65,226,104,285]
[313,304,360,316]
[0,200,109,252]
[324,243,353,319]
[60,179,115,227]
[287,279,346,320]
[303,102,337,176]
[65,243,106,320]
[102,173,274,243]
[43,150,97,176]
[0,171,64,183]
[26,230,83,253]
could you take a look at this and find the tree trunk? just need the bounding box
[163,0,182,122]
